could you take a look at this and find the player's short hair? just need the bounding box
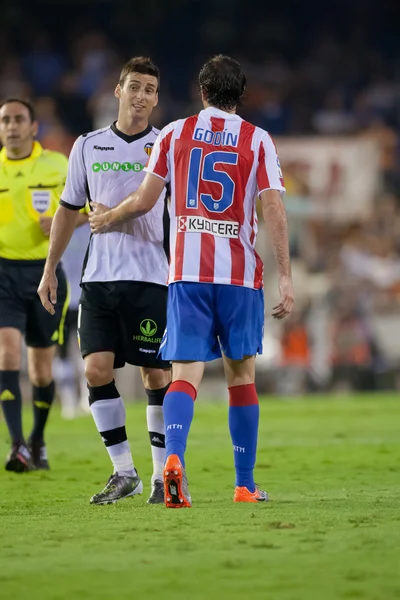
[0,98,36,122]
[198,55,246,111]
[119,57,160,91]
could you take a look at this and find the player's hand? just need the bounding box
[37,269,58,315]
[272,274,294,320]
[89,202,112,233]
[39,216,53,236]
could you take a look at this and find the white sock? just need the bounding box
[90,396,135,477]
[53,357,78,418]
[78,374,90,414]
[146,404,165,483]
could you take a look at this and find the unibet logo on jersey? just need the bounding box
[91,162,145,173]
[133,319,161,344]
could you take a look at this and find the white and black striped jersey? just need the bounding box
[61,123,169,286]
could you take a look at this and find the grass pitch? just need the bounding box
[0,395,399,600]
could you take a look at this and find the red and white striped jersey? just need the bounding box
[145,106,285,289]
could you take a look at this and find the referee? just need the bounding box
[0,98,71,472]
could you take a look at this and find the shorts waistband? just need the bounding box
[0,257,47,267]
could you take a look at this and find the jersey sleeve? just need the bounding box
[256,131,286,196]
[79,200,90,215]
[144,122,175,183]
[60,136,88,210]
[50,152,69,213]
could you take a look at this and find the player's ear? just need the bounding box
[153,92,159,108]
[32,120,39,138]
[115,84,121,100]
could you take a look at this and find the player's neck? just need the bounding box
[203,101,236,115]
[5,141,34,160]
[115,117,149,137]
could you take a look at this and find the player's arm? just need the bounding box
[38,137,88,314]
[257,131,294,319]
[76,212,89,226]
[41,204,88,242]
[89,123,174,234]
[76,202,90,226]
[260,190,294,319]
[89,172,164,233]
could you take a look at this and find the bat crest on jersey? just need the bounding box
[144,142,154,157]
[177,216,239,238]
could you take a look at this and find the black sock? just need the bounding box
[0,370,23,443]
[145,383,170,407]
[30,381,55,443]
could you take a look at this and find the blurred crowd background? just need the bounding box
[1,0,400,396]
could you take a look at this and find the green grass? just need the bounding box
[1,395,400,600]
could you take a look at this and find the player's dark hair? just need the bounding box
[119,57,160,91]
[198,55,246,111]
[0,98,36,122]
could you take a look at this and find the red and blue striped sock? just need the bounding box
[228,384,259,493]
[163,380,197,467]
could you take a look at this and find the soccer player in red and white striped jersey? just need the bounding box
[150,103,285,289]
[90,55,294,508]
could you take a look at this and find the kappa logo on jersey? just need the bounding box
[31,190,50,213]
[91,161,145,173]
[144,142,154,157]
[177,216,239,239]
[94,145,114,151]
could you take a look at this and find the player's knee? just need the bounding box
[27,352,53,387]
[142,368,171,390]
[0,330,21,370]
[85,360,112,387]
[226,373,255,388]
[29,368,53,387]
[223,355,256,388]
[0,349,20,371]
[28,360,53,387]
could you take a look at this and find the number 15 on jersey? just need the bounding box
[186,149,238,213]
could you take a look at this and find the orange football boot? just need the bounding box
[234,485,269,503]
[164,454,192,508]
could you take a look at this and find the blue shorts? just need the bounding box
[160,282,264,362]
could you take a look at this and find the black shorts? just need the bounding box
[78,281,171,370]
[0,259,69,348]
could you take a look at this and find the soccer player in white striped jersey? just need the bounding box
[38,57,171,505]
[88,55,294,508]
